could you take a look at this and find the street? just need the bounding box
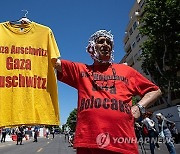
[0,134,180,154]
[0,134,76,154]
[138,142,180,154]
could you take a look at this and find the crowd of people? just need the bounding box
[135,112,178,154]
[0,126,57,145]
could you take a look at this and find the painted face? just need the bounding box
[95,36,113,62]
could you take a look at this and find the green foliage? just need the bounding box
[139,0,180,95]
[45,125,60,132]
[66,108,77,132]
[61,124,66,132]
[132,96,138,106]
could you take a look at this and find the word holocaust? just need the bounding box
[79,96,131,114]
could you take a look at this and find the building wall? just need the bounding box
[122,0,147,75]
[121,0,180,111]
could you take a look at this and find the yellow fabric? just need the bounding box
[0,21,60,127]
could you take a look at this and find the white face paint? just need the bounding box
[87,30,114,63]
[95,36,113,62]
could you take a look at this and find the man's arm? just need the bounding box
[137,88,162,108]
[131,89,162,118]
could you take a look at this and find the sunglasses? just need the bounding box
[96,37,112,46]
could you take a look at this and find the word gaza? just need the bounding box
[6,57,31,70]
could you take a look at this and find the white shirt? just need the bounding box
[142,117,155,130]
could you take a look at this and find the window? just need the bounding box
[136,33,141,42]
[129,28,133,35]
[138,49,142,55]
[134,53,138,63]
[134,49,142,62]
[131,41,136,48]
[133,21,137,30]
[140,0,145,8]
[127,57,134,67]
[126,47,132,53]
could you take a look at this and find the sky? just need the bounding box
[0,0,135,125]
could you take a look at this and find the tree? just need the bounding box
[139,0,180,105]
[66,108,77,132]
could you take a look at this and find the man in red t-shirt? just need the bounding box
[55,30,162,154]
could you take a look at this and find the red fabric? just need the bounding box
[142,125,149,136]
[77,147,121,154]
[57,60,159,154]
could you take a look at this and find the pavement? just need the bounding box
[139,142,180,154]
[1,135,180,154]
[0,135,76,154]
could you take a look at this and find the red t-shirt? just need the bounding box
[57,60,159,154]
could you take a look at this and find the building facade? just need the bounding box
[120,0,180,111]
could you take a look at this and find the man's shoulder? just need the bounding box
[61,59,85,65]
[112,63,137,73]
[113,63,133,68]
[61,59,92,70]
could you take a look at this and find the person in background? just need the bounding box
[33,128,38,142]
[134,122,147,154]
[169,124,179,144]
[15,127,20,145]
[134,122,142,141]
[55,30,162,154]
[141,112,159,154]
[156,113,176,154]
[64,125,70,142]
[51,127,55,139]
[1,128,7,143]
[16,126,24,145]
[64,130,69,142]
[69,131,75,147]
[46,128,49,139]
